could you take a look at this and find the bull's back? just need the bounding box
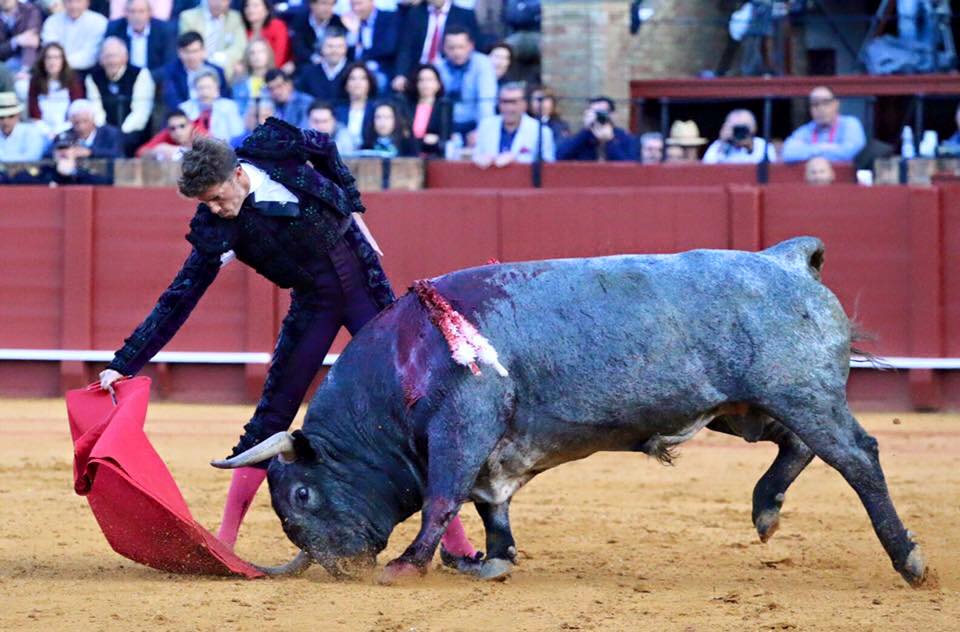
[434,238,850,425]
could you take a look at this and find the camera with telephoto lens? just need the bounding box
[594,110,611,126]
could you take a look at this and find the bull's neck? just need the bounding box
[307,412,426,547]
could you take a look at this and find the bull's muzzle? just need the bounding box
[210,431,297,468]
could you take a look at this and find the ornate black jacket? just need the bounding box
[108,118,395,376]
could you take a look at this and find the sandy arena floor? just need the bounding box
[0,398,957,631]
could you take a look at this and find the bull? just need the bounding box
[215,237,928,587]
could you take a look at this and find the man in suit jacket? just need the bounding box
[265,68,313,127]
[341,0,399,84]
[435,25,496,138]
[295,28,348,103]
[473,82,554,167]
[391,0,477,92]
[161,30,230,111]
[0,0,43,73]
[178,0,246,79]
[48,98,124,159]
[288,0,344,69]
[106,0,177,76]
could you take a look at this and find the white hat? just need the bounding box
[0,92,23,118]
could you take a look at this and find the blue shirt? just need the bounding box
[781,114,867,163]
[499,122,519,154]
[0,121,47,162]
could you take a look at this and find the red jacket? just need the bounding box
[249,19,291,68]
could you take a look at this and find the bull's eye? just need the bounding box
[295,486,311,505]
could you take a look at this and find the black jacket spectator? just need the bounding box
[288,9,344,68]
[105,17,176,75]
[557,127,638,162]
[47,123,124,159]
[160,58,230,111]
[297,60,347,103]
[394,1,478,81]
[346,7,400,78]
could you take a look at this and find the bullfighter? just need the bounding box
[98,118,478,560]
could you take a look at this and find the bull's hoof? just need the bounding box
[377,560,427,585]
[478,557,513,581]
[755,508,780,543]
[900,545,927,588]
[439,546,485,575]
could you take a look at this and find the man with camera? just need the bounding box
[702,109,775,164]
[556,96,637,162]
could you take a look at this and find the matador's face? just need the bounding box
[196,166,249,219]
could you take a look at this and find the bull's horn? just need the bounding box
[210,431,296,469]
[252,550,313,577]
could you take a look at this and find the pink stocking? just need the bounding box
[440,514,477,558]
[216,467,267,550]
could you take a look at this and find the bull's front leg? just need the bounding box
[378,393,509,585]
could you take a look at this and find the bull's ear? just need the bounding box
[291,430,319,462]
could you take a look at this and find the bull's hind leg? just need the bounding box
[767,399,926,586]
[709,415,814,542]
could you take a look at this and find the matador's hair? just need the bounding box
[178,136,237,198]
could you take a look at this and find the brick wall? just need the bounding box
[542,0,731,128]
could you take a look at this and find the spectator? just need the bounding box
[361,100,414,156]
[702,109,775,164]
[242,0,290,71]
[231,37,274,114]
[946,102,960,145]
[391,0,478,92]
[405,63,450,157]
[0,91,46,161]
[161,31,230,112]
[306,98,354,154]
[782,86,866,164]
[436,24,495,142]
[804,156,835,185]
[295,26,347,103]
[0,0,43,75]
[135,107,201,158]
[557,96,636,162]
[335,61,375,148]
[473,82,554,167]
[41,0,108,74]
[231,94,273,146]
[105,0,176,77]
[488,41,515,87]
[341,0,400,89]
[638,131,663,164]
[527,84,568,141]
[264,67,311,126]
[109,0,172,20]
[178,0,246,79]
[288,0,344,69]
[28,42,84,138]
[0,64,12,92]
[48,98,123,158]
[85,36,155,156]
[665,120,705,163]
[179,68,244,140]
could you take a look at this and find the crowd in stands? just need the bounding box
[1,0,957,185]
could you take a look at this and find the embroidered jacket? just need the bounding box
[108,117,395,376]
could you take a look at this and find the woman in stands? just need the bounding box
[27,43,84,139]
[404,63,451,157]
[488,41,517,88]
[242,0,292,73]
[335,62,376,150]
[231,38,276,116]
[361,100,416,157]
[528,84,570,141]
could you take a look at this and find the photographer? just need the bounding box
[556,96,637,162]
[702,109,775,164]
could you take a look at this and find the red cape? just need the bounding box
[66,377,264,578]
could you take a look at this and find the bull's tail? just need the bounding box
[762,236,825,281]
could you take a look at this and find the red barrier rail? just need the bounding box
[1,183,956,410]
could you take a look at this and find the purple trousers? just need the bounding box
[234,239,382,456]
